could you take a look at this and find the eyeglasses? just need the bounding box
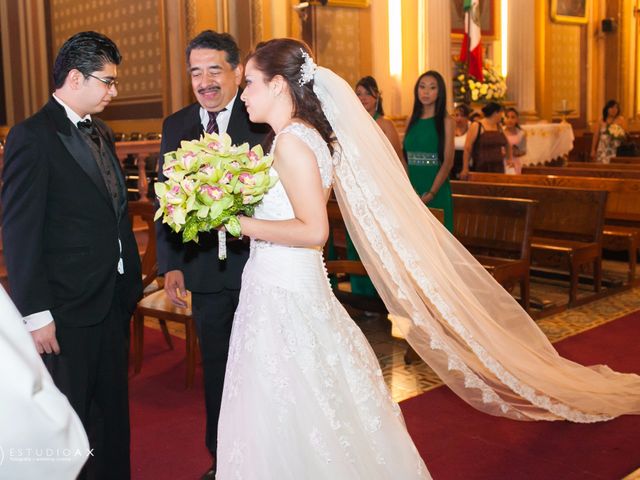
[86,73,119,89]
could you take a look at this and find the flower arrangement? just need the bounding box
[154,132,278,259]
[453,59,507,104]
[606,123,626,141]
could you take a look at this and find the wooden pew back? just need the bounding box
[612,156,640,164]
[452,194,537,261]
[523,166,640,180]
[451,179,607,243]
[465,172,640,225]
[566,162,640,170]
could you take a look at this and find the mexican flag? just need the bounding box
[459,0,483,81]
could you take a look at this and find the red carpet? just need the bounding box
[130,312,640,479]
[402,311,640,480]
[129,330,209,480]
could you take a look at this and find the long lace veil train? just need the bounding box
[313,67,640,422]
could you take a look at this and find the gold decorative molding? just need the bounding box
[327,0,370,7]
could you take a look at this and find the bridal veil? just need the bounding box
[313,66,640,422]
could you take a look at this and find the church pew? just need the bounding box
[523,166,640,180]
[463,172,640,284]
[324,200,444,314]
[452,194,537,311]
[566,162,640,170]
[611,156,640,164]
[324,199,386,313]
[451,180,607,306]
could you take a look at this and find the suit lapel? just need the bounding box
[188,103,204,140]
[44,99,112,207]
[226,91,248,141]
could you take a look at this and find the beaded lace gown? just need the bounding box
[216,123,430,479]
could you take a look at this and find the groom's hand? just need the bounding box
[164,270,188,308]
[31,322,60,355]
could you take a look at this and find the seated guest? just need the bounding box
[355,76,403,160]
[461,102,512,177]
[452,104,472,179]
[590,99,627,164]
[503,107,527,174]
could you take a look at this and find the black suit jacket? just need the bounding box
[156,93,270,293]
[1,98,143,327]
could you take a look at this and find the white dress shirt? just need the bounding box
[199,91,238,135]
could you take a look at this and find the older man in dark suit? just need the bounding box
[156,30,269,479]
[2,31,142,479]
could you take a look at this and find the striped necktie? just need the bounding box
[206,108,226,135]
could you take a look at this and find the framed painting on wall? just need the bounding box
[450,0,495,37]
[551,0,589,24]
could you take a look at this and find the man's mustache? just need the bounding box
[198,86,220,95]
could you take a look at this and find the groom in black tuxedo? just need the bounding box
[156,30,269,479]
[2,31,142,479]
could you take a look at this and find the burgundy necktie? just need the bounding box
[206,109,226,135]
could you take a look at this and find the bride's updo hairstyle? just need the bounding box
[247,38,335,155]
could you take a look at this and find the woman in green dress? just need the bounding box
[403,70,454,231]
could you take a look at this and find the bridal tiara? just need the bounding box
[298,49,317,86]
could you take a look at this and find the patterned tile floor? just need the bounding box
[358,284,640,403]
[144,259,640,403]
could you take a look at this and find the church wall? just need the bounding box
[1,0,638,135]
[49,0,165,123]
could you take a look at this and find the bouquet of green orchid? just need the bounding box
[154,132,277,259]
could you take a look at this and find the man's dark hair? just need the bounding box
[186,30,240,68]
[52,31,121,89]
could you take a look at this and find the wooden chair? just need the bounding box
[129,201,199,388]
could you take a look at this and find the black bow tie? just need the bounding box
[77,119,93,130]
[76,118,101,147]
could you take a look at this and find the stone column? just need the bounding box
[507,0,537,119]
[424,0,453,110]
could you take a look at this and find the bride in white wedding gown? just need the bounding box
[216,38,640,479]
[216,39,429,479]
